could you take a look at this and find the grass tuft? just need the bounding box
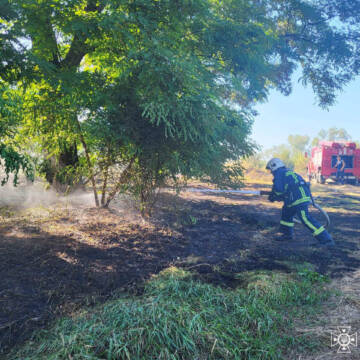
[7,266,331,360]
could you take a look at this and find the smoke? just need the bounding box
[0,175,145,225]
[0,181,95,210]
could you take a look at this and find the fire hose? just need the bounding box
[186,187,330,228]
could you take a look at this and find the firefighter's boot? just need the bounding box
[314,230,335,247]
[274,226,293,241]
[274,223,294,241]
[274,233,293,241]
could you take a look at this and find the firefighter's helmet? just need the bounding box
[266,158,285,172]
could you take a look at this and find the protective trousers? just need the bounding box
[336,169,345,184]
[279,204,332,243]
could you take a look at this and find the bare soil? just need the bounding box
[1,181,360,357]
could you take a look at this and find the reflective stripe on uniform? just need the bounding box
[288,197,311,207]
[314,226,325,236]
[286,171,299,183]
[299,186,306,198]
[284,172,309,207]
[300,210,324,235]
[300,210,317,232]
[280,220,294,227]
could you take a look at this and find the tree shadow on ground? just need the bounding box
[1,190,359,355]
[0,217,186,355]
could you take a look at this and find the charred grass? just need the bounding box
[1,182,360,359]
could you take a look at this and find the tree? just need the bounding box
[0,2,34,185]
[267,134,310,172]
[0,85,34,185]
[266,144,293,168]
[2,0,360,208]
[328,128,351,141]
[288,135,310,153]
[311,127,352,145]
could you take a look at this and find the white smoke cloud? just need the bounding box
[0,181,94,209]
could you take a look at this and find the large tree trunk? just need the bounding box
[42,141,80,191]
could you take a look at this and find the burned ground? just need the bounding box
[1,182,360,356]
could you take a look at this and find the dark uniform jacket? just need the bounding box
[271,167,311,208]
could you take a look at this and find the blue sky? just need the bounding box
[252,76,360,151]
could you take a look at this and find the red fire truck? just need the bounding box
[307,141,360,185]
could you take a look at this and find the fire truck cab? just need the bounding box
[307,141,360,185]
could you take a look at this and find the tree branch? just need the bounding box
[104,156,136,208]
[60,0,105,69]
[74,118,100,207]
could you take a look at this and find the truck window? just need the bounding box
[331,155,354,169]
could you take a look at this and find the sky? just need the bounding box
[252,76,360,151]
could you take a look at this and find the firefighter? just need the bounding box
[266,158,334,246]
[335,155,345,185]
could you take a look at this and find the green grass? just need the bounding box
[7,266,331,360]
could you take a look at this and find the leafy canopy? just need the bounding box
[1,0,360,201]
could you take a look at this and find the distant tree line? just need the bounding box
[246,127,358,173]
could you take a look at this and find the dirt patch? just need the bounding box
[291,271,360,360]
[1,182,360,355]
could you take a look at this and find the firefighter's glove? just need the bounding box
[268,192,282,202]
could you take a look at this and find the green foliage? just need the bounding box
[0,86,34,185]
[3,0,360,206]
[311,127,352,146]
[267,144,294,169]
[288,135,310,153]
[0,144,34,185]
[242,153,267,170]
[297,266,329,284]
[0,0,28,82]
[7,267,331,360]
[265,147,305,174]
[266,134,309,172]
[292,151,309,173]
[0,85,20,134]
